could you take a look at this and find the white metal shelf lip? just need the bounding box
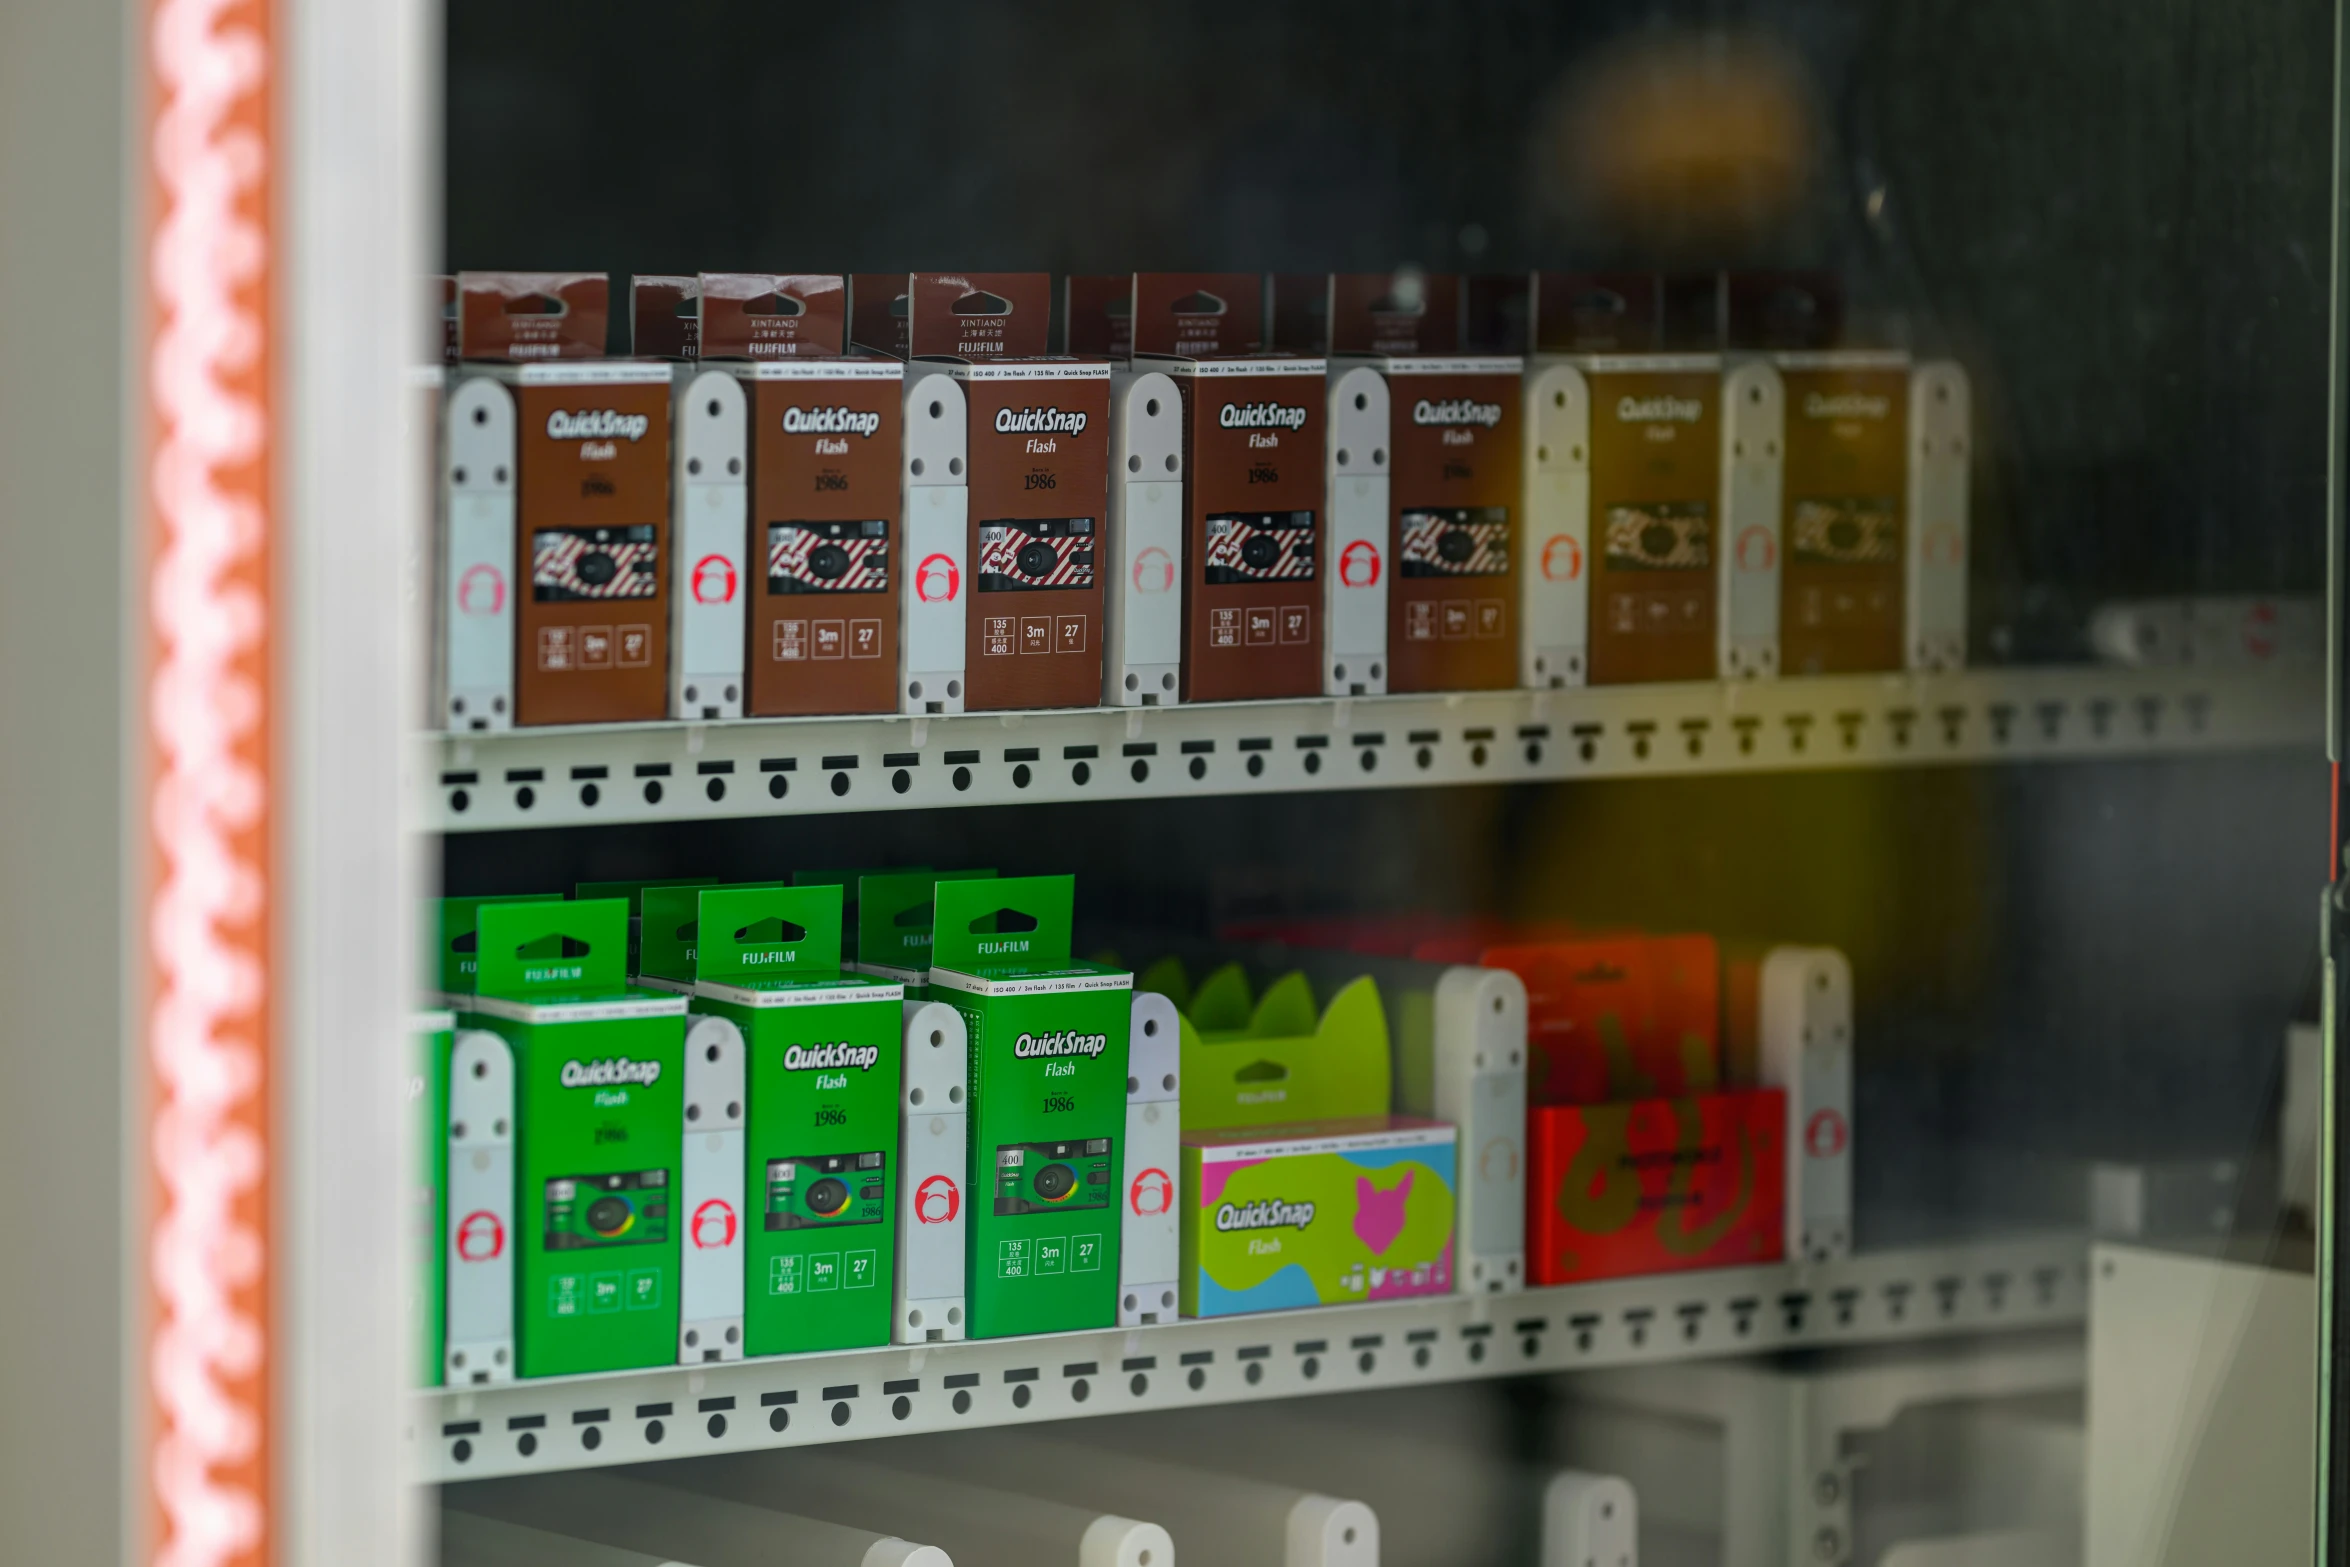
[423,667,2320,833]
[415,1232,2087,1483]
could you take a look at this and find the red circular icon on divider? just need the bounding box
[456,1209,505,1263]
[1736,526,1776,572]
[2243,600,2278,659]
[916,553,960,603]
[1129,1168,1174,1218]
[691,1198,738,1250]
[1539,533,1583,583]
[1132,546,1175,594]
[914,1174,960,1224]
[456,563,506,615]
[1339,539,1382,588]
[690,553,738,605]
[1805,1109,1849,1159]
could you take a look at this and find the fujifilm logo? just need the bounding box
[1215,1197,1316,1232]
[560,1057,663,1089]
[995,406,1089,436]
[1220,401,1309,431]
[741,949,798,965]
[1804,391,1890,421]
[546,408,651,442]
[783,1042,880,1072]
[1013,1030,1108,1060]
[783,405,882,438]
[1411,398,1502,429]
[1617,395,1702,424]
[974,938,1030,956]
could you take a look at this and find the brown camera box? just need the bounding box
[1131,273,1327,702]
[700,276,906,715]
[889,273,1110,710]
[460,272,673,726]
[1728,274,1908,675]
[1289,273,1522,693]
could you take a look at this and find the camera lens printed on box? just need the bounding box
[765,1150,887,1231]
[994,1138,1114,1217]
[1605,502,1712,570]
[531,526,660,601]
[978,517,1096,592]
[1204,510,1318,584]
[1790,498,1899,566]
[543,1169,670,1250]
[1400,507,1512,577]
[767,520,890,594]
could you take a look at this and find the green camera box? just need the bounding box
[578,877,718,981]
[465,897,688,1378]
[410,1008,453,1387]
[929,875,1131,1338]
[654,881,907,1355]
[849,869,996,994]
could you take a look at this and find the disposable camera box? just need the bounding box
[1529,271,1724,684]
[1180,1116,1457,1318]
[1526,1088,1784,1285]
[871,273,1112,710]
[463,897,687,1377]
[848,868,997,994]
[457,272,675,726]
[656,882,906,1355]
[1479,935,1721,1106]
[928,874,1132,1337]
[1129,273,1329,701]
[411,1009,454,1386]
[642,274,909,714]
[1177,965,1391,1129]
[1280,272,1524,692]
[1727,273,1910,675]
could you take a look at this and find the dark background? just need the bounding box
[448,0,2334,627]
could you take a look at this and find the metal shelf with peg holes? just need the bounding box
[426,666,2320,833]
[415,1231,2087,1483]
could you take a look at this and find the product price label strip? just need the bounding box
[427,665,2321,834]
[412,1230,2087,1482]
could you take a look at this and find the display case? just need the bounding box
[0,2,2337,1566]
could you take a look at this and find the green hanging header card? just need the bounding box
[856,868,997,976]
[694,883,845,984]
[931,873,1076,975]
[473,898,632,1000]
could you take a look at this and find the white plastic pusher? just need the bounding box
[1757,946,1854,1262]
[1430,966,1528,1294]
[439,375,517,732]
[451,1472,951,1567]
[659,1449,1173,1567]
[678,1012,747,1362]
[444,1027,514,1386]
[1716,360,1783,680]
[670,368,749,719]
[895,999,969,1343]
[1323,365,1390,696]
[901,368,970,714]
[1119,989,1181,1325]
[1905,361,1970,673]
[1520,362,1590,689]
[1544,1471,1639,1567]
[1104,370,1185,707]
[879,1430,1379,1567]
[441,1508,719,1567]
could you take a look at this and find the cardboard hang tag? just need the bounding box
[931,873,1075,973]
[692,882,845,983]
[458,271,609,362]
[1131,273,1265,358]
[472,897,631,998]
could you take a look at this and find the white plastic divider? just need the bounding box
[426,665,2320,833]
[414,1231,2088,1483]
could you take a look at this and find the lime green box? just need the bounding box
[465,898,687,1378]
[929,875,1130,1338]
[1180,1116,1457,1317]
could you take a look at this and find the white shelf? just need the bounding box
[415,1231,2086,1483]
[425,667,2319,834]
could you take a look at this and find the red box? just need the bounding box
[1482,935,1722,1105]
[1526,1088,1785,1285]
